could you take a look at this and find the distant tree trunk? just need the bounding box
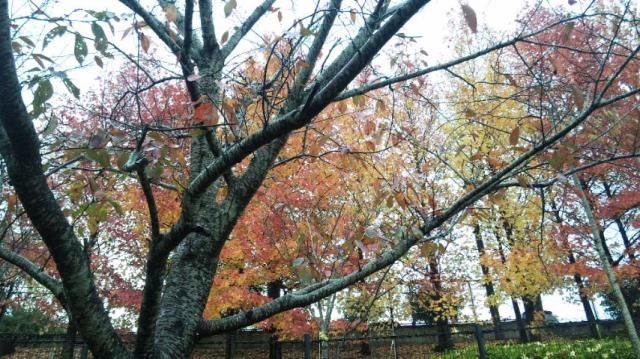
[473,224,503,339]
[567,250,599,337]
[603,181,635,262]
[523,295,543,324]
[267,280,282,359]
[573,172,640,358]
[549,203,597,334]
[428,258,452,352]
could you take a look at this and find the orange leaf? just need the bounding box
[194,102,218,126]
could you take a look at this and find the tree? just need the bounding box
[0,1,638,358]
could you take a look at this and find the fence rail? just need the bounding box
[0,319,634,358]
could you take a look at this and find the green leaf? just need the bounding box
[33,78,53,117]
[147,166,163,180]
[74,34,88,64]
[42,116,58,136]
[107,198,124,216]
[62,78,80,99]
[84,149,110,168]
[224,0,237,17]
[43,26,67,49]
[91,22,109,54]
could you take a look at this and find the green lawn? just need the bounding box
[440,338,634,358]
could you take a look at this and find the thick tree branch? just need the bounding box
[120,0,182,55]
[198,0,218,57]
[0,245,64,302]
[183,0,432,205]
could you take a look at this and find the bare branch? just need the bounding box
[221,0,276,59]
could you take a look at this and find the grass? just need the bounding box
[439,338,635,358]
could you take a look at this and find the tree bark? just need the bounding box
[572,171,640,358]
[473,224,503,339]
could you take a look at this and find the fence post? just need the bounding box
[225,331,236,359]
[474,324,487,359]
[80,343,89,359]
[269,335,281,359]
[303,333,311,359]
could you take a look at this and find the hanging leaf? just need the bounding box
[33,78,53,117]
[84,149,110,168]
[43,26,67,49]
[220,31,229,44]
[164,5,177,23]
[277,11,283,22]
[461,4,478,33]
[300,25,313,37]
[224,0,237,17]
[74,34,88,64]
[350,9,357,23]
[94,56,104,68]
[194,102,218,126]
[550,149,566,171]
[62,78,80,99]
[88,129,109,149]
[509,126,520,146]
[32,53,54,69]
[561,22,575,44]
[91,22,109,54]
[42,116,58,136]
[140,33,150,53]
[571,85,585,110]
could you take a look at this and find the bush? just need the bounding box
[440,338,634,358]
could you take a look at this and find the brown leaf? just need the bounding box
[221,31,229,44]
[509,126,520,146]
[571,85,585,110]
[461,4,478,33]
[561,22,575,44]
[164,5,177,23]
[350,9,356,23]
[140,33,150,53]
